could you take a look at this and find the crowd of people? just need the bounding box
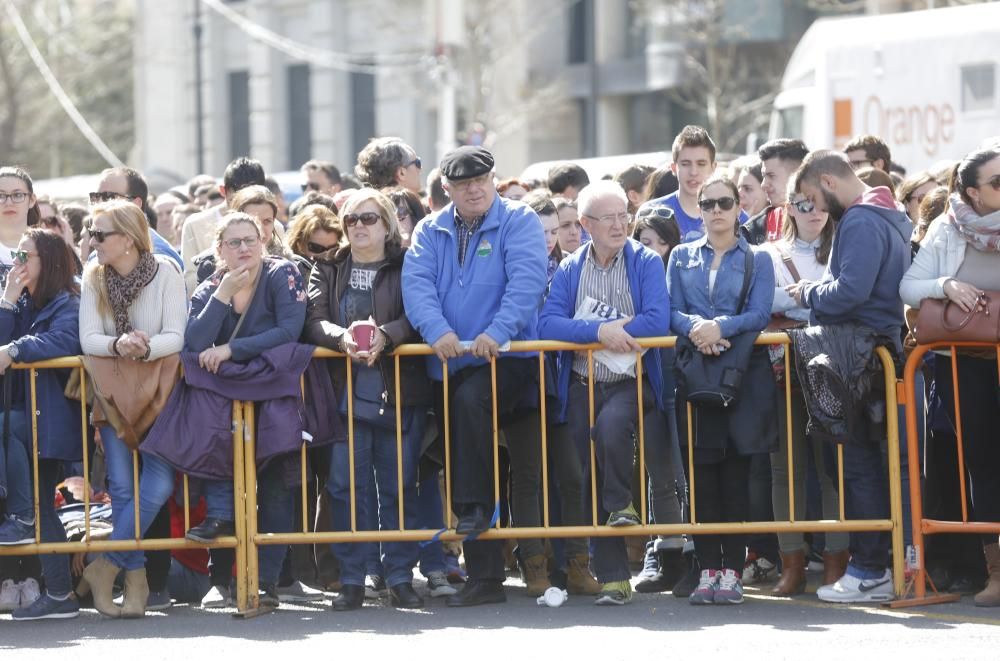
[0,125,997,621]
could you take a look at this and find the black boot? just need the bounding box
[185,518,235,543]
[389,583,424,609]
[445,580,506,607]
[331,584,365,611]
[636,549,686,593]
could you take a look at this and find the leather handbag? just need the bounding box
[913,292,1000,344]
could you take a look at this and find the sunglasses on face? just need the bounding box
[307,241,338,254]
[89,191,130,204]
[89,229,123,243]
[301,182,321,193]
[222,236,260,249]
[0,192,29,204]
[406,157,422,169]
[13,250,37,265]
[697,196,737,212]
[343,212,382,227]
[791,199,816,214]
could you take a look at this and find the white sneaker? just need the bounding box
[18,578,40,608]
[425,571,457,597]
[200,584,233,609]
[741,556,778,585]
[0,579,19,612]
[276,580,324,603]
[817,569,894,603]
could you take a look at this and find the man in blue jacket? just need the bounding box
[538,181,670,606]
[788,149,912,604]
[403,146,548,606]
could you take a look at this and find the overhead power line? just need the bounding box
[2,0,124,168]
[201,0,425,75]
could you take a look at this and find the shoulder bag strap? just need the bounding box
[776,244,802,283]
[226,264,265,344]
[736,246,754,314]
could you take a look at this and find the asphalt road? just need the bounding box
[2,574,999,660]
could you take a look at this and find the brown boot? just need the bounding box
[521,554,551,597]
[121,568,149,619]
[566,554,601,595]
[974,543,1000,607]
[81,557,122,618]
[772,551,806,596]
[823,550,850,587]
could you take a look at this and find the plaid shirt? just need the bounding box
[455,210,486,267]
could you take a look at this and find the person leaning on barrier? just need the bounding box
[759,173,849,594]
[0,229,82,620]
[785,150,912,604]
[538,181,671,606]
[666,174,777,606]
[304,188,430,612]
[402,146,548,607]
[76,200,187,618]
[899,142,1000,607]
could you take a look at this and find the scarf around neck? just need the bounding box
[106,251,158,336]
[948,193,1000,253]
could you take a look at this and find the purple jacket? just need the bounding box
[141,343,314,480]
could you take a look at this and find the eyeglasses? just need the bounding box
[790,199,816,214]
[344,212,382,227]
[636,205,674,221]
[307,241,338,254]
[406,157,422,169]
[0,192,29,204]
[301,182,321,193]
[697,196,737,212]
[849,159,872,170]
[13,250,37,264]
[222,236,260,249]
[89,229,123,243]
[89,191,130,204]
[582,212,631,226]
[982,175,1000,192]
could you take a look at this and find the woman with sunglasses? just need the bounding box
[759,175,847,595]
[0,168,43,290]
[900,142,1000,607]
[285,204,344,273]
[304,188,429,611]
[0,229,82,620]
[76,200,187,617]
[667,174,775,606]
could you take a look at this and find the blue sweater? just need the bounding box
[538,239,670,423]
[802,188,912,342]
[186,257,306,361]
[402,195,548,380]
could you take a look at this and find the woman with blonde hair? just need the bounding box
[285,204,343,262]
[77,200,186,618]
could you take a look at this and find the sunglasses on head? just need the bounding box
[697,196,737,212]
[343,212,382,227]
[791,199,816,214]
[307,241,338,254]
[89,191,130,204]
[637,205,674,221]
[89,229,123,243]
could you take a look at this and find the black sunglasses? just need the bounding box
[301,182,321,193]
[791,199,816,214]
[406,157,422,169]
[307,241,338,254]
[343,212,382,227]
[697,196,737,212]
[89,191,130,204]
[90,229,123,243]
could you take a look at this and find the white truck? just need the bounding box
[769,2,1000,172]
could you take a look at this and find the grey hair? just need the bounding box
[576,180,628,218]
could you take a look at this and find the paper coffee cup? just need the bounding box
[352,322,377,352]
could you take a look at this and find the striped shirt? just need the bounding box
[455,211,486,267]
[572,245,633,382]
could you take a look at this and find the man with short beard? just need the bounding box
[786,150,912,604]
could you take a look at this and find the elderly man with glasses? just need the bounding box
[538,180,671,606]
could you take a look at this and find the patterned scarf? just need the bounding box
[105,251,158,336]
[948,193,1000,253]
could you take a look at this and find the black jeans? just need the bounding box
[691,454,751,572]
[435,358,537,582]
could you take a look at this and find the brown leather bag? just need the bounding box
[913,292,1000,344]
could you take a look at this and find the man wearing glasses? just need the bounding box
[538,180,669,606]
[300,160,342,196]
[91,166,182,270]
[355,137,423,194]
[844,134,893,174]
[403,146,547,607]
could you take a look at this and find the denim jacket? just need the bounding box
[666,235,775,338]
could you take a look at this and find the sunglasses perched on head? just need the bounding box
[791,199,816,214]
[343,212,382,227]
[89,191,130,204]
[636,205,674,221]
[697,196,737,212]
[89,229,123,243]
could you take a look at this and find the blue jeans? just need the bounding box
[328,416,422,588]
[168,558,211,604]
[103,446,176,571]
[256,462,294,585]
[416,466,446,576]
[825,440,890,578]
[1,412,73,596]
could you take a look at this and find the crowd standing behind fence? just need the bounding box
[0,126,997,621]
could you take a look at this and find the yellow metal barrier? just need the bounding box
[243,333,905,614]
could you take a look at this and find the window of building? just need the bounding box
[961,63,995,112]
[568,0,591,64]
[287,64,312,168]
[351,70,376,160]
[228,71,250,159]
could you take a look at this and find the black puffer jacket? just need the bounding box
[789,323,889,445]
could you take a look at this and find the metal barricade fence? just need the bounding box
[0,358,251,613]
[240,333,905,614]
[891,341,1000,608]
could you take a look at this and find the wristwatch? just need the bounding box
[7,344,19,361]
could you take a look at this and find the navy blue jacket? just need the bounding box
[538,239,670,423]
[0,291,83,461]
